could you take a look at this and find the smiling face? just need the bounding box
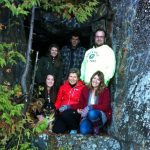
[91,75,101,89]
[68,73,78,85]
[46,75,54,88]
[50,47,58,57]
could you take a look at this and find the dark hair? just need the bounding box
[48,43,61,67]
[88,71,106,95]
[68,68,80,78]
[44,74,57,103]
[48,43,59,51]
[45,74,55,83]
[70,31,80,39]
[94,28,106,38]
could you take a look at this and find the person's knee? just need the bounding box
[80,119,92,134]
[88,110,100,121]
[61,109,72,119]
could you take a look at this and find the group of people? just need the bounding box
[32,28,116,135]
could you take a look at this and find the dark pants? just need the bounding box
[52,109,81,134]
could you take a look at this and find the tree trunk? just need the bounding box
[21,7,35,114]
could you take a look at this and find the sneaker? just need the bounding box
[70,130,77,134]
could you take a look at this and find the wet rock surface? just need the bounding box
[109,0,150,149]
[18,0,150,149]
[34,133,121,150]
[55,134,121,150]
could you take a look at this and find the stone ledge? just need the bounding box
[55,134,121,150]
[34,133,121,150]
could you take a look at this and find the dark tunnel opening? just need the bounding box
[24,15,92,59]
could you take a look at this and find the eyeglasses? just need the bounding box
[95,36,105,38]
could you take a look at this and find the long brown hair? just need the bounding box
[48,44,61,67]
[88,71,106,96]
[44,74,57,103]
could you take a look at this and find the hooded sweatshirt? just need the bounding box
[80,45,116,86]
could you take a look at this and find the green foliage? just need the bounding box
[33,113,55,134]
[0,84,37,150]
[0,43,35,149]
[0,0,40,16]
[1,0,99,23]
[33,118,49,134]
[0,43,26,67]
[75,0,99,23]
[0,84,24,147]
[7,50,26,65]
[41,0,99,23]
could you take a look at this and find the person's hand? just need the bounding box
[77,109,82,114]
[59,105,70,112]
[81,106,90,118]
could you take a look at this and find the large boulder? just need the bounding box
[109,0,150,149]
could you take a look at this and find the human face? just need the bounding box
[70,36,80,48]
[46,75,54,88]
[50,47,58,57]
[92,75,101,89]
[95,31,105,47]
[68,73,78,85]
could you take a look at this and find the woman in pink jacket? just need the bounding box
[53,68,84,134]
[77,71,112,135]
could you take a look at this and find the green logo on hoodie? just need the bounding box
[89,54,95,59]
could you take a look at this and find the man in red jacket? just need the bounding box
[53,68,84,134]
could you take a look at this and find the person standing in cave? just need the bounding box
[61,32,86,81]
[80,28,116,86]
[35,44,63,91]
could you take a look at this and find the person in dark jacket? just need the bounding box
[61,32,86,81]
[33,74,57,117]
[29,74,57,131]
[77,71,112,135]
[36,44,63,91]
[53,68,85,134]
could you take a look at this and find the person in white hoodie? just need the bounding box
[80,29,116,86]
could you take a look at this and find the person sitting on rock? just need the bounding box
[77,71,112,135]
[53,68,84,134]
[29,74,57,132]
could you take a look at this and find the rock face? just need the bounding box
[1,1,150,150]
[33,134,121,150]
[55,134,121,150]
[109,0,150,149]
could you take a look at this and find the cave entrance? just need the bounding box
[24,10,92,58]
[24,1,114,58]
[32,27,91,58]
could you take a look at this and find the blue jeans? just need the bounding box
[80,109,104,134]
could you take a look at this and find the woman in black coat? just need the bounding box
[36,44,63,91]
